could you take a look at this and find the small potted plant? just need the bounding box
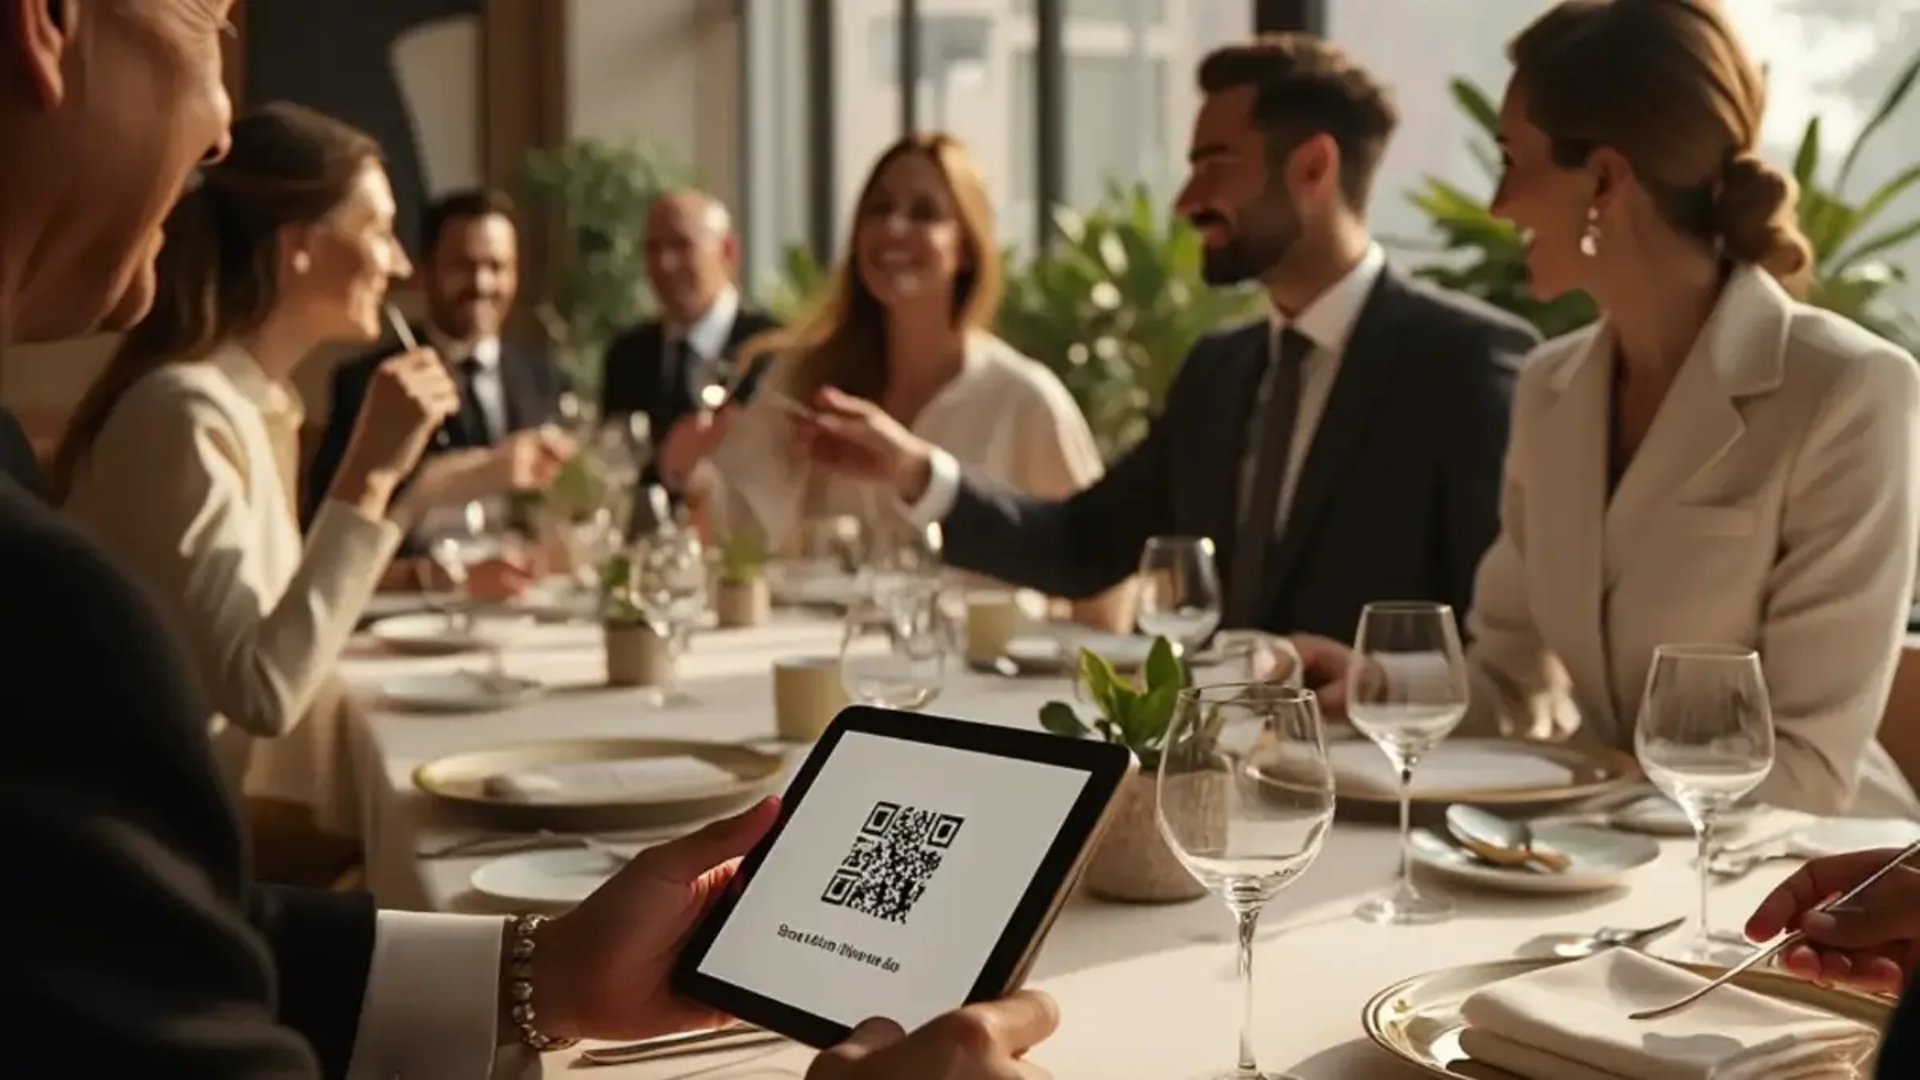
[599,553,669,687]
[1040,637,1217,903]
[713,529,772,628]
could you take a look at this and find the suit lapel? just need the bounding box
[1531,328,1615,735]
[1258,270,1408,613]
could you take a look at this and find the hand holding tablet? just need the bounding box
[672,706,1132,1047]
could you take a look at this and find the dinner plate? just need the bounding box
[1409,825,1659,893]
[468,845,641,903]
[470,846,640,909]
[414,737,784,830]
[381,672,543,714]
[1363,956,1889,1078]
[1002,631,1160,674]
[1332,738,1640,809]
[360,591,460,623]
[368,613,535,656]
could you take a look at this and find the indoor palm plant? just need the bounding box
[1040,638,1214,903]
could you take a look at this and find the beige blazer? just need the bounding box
[1466,265,1920,816]
[65,344,399,832]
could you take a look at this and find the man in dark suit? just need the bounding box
[304,188,569,530]
[802,35,1538,644]
[600,189,781,489]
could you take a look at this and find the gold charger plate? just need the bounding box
[1335,737,1640,809]
[413,737,783,830]
[1362,956,1890,1079]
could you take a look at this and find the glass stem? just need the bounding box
[1696,813,1715,943]
[1234,904,1262,1075]
[1397,761,1416,894]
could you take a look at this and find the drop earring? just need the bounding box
[1578,207,1602,258]
[292,252,312,274]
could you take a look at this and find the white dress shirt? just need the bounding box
[347,912,532,1080]
[908,244,1387,530]
[431,330,508,443]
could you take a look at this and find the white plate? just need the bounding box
[1410,824,1660,893]
[1005,631,1158,673]
[381,672,543,713]
[470,847,637,908]
[369,613,535,656]
[1611,793,1760,836]
[361,591,460,622]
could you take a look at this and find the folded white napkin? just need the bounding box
[1329,741,1574,798]
[1458,949,1876,1080]
[482,757,739,804]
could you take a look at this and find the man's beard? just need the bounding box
[1197,197,1300,286]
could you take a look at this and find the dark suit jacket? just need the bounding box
[304,336,569,530]
[600,306,782,483]
[1884,974,1919,1076]
[942,268,1539,641]
[0,408,42,502]
[1,411,373,1078]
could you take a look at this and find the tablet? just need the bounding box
[671,705,1132,1047]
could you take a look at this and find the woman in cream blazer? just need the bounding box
[56,106,550,832]
[1304,1,1920,815]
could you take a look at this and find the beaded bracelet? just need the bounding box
[506,913,581,1052]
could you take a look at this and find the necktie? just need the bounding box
[1225,326,1314,627]
[454,356,491,446]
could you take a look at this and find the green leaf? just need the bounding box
[1078,647,1125,719]
[1855,164,1920,235]
[1135,682,1182,753]
[1792,116,1822,191]
[1449,78,1502,140]
[1039,701,1092,740]
[1838,49,1920,194]
[1143,636,1183,693]
[1834,216,1920,276]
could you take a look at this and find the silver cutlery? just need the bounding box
[1447,805,1572,874]
[420,828,660,860]
[1550,916,1685,959]
[577,1024,787,1066]
[1708,847,1801,880]
[1631,837,1920,1020]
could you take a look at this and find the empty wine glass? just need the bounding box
[1159,683,1335,1080]
[1347,601,1470,926]
[839,596,946,711]
[416,499,525,687]
[626,526,709,706]
[1636,643,1775,963]
[1137,536,1222,651]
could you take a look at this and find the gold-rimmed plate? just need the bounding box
[414,737,784,830]
[1362,956,1889,1078]
[1331,737,1640,810]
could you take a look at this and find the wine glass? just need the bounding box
[416,499,525,686]
[1635,643,1774,963]
[1136,536,1222,651]
[1159,682,1335,1080]
[839,596,946,710]
[626,526,709,706]
[1347,601,1470,926]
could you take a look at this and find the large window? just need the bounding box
[741,0,816,299]
[1329,0,1920,316]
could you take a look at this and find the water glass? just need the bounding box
[626,527,709,705]
[1636,643,1774,962]
[1159,683,1335,1080]
[1347,601,1470,925]
[1136,536,1222,650]
[839,596,946,711]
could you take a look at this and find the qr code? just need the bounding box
[819,801,964,923]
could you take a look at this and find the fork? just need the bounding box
[1631,837,1920,1020]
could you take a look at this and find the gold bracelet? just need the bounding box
[506,913,581,1052]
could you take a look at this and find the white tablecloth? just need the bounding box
[343,614,1806,1079]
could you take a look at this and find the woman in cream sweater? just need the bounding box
[54,104,562,833]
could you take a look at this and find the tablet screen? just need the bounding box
[694,727,1094,1032]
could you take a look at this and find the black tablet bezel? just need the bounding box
[669,705,1132,1048]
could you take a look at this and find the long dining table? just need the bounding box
[341,610,1815,1079]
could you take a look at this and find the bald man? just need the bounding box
[601,189,781,488]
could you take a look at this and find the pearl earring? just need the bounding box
[1578,207,1602,258]
[292,252,312,274]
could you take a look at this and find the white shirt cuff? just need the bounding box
[902,449,961,527]
[347,912,533,1080]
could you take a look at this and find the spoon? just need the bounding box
[1550,916,1686,958]
[1447,805,1573,874]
